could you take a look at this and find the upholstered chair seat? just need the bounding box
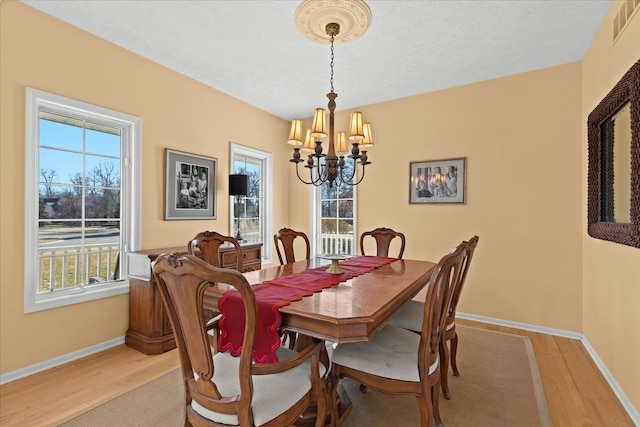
[389,299,429,333]
[391,300,457,334]
[193,347,327,426]
[330,325,438,382]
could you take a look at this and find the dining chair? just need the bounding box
[359,227,406,258]
[188,230,244,272]
[273,227,312,350]
[388,235,479,399]
[274,227,311,265]
[328,243,466,427]
[356,227,406,393]
[188,231,244,350]
[152,253,328,427]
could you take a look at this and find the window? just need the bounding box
[230,143,272,263]
[313,162,357,256]
[24,88,141,313]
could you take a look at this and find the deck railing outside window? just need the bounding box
[320,233,353,255]
[39,243,120,292]
[39,234,354,288]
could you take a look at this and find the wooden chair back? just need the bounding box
[328,242,467,426]
[274,228,310,265]
[152,253,258,425]
[446,235,479,321]
[417,242,466,378]
[152,253,326,426]
[359,227,406,258]
[188,230,243,272]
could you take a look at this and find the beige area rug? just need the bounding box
[60,326,551,427]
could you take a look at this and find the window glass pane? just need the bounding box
[240,218,260,242]
[36,110,123,292]
[247,165,260,198]
[85,155,121,188]
[321,219,337,234]
[245,198,259,218]
[322,183,337,199]
[39,182,60,201]
[317,159,355,256]
[37,225,80,291]
[39,252,82,291]
[339,184,353,198]
[39,184,82,220]
[37,222,121,293]
[322,200,337,217]
[39,148,83,185]
[39,117,83,151]
[338,200,353,218]
[233,151,267,246]
[85,188,121,219]
[339,219,354,234]
[86,127,121,157]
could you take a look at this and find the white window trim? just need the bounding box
[310,185,319,258]
[229,143,272,264]
[24,88,141,313]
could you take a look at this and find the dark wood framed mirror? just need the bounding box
[587,59,639,248]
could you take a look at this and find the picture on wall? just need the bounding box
[409,157,466,204]
[165,149,217,220]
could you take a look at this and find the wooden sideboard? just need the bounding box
[125,242,263,354]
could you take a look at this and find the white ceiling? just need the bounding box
[21,0,612,121]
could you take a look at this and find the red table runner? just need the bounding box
[217,256,396,363]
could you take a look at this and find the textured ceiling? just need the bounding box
[22,0,611,121]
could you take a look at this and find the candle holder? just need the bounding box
[318,254,350,275]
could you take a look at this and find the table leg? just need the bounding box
[295,383,352,427]
[293,336,353,426]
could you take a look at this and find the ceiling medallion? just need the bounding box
[294,0,372,44]
[287,1,374,188]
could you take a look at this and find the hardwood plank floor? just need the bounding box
[0,320,634,426]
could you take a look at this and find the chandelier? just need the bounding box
[288,1,373,187]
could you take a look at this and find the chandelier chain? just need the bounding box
[330,34,335,93]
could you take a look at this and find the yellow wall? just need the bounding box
[581,1,640,411]
[0,1,290,373]
[2,1,639,412]
[291,62,585,332]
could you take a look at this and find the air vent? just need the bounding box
[613,0,640,42]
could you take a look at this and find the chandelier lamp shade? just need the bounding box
[288,1,374,188]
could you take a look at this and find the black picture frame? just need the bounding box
[164,149,217,220]
[409,157,466,204]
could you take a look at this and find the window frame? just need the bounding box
[229,143,272,264]
[24,88,141,313]
[312,177,358,257]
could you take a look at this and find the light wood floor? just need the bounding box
[0,319,634,426]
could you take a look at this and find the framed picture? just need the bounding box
[164,149,217,220]
[409,157,466,204]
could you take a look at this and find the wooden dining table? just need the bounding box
[203,256,437,426]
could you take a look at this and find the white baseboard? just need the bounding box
[457,311,639,426]
[457,312,583,340]
[0,336,124,385]
[581,336,640,426]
